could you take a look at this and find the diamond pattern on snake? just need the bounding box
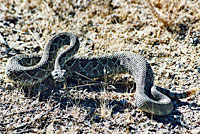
[5,32,199,116]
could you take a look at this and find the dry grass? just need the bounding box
[0,0,200,133]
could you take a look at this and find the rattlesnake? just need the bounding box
[5,32,198,116]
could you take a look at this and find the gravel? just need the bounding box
[0,0,200,133]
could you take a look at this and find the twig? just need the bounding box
[0,23,29,34]
[74,71,96,82]
[146,0,174,28]
[0,33,8,46]
[1,110,38,118]
[42,0,54,13]
[65,82,103,89]
[28,29,43,48]
[0,104,59,132]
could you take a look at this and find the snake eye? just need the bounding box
[60,34,66,39]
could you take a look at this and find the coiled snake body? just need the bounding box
[6,32,197,116]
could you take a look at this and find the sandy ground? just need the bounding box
[0,0,200,133]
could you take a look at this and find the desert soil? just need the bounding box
[0,0,200,133]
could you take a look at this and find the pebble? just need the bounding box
[0,0,200,133]
[192,37,199,45]
[190,128,200,134]
[0,33,8,46]
[197,68,200,73]
[5,82,14,90]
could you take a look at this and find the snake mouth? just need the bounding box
[53,75,66,82]
[51,69,67,82]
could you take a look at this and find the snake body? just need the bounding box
[6,33,79,85]
[6,32,196,116]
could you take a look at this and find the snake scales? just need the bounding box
[5,32,197,116]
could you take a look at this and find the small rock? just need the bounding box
[0,78,4,85]
[5,82,14,90]
[157,123,164,128]
[190,128,200,134]
[68,10,76,17]
[192,37,199,45]
[0,33,8,46]
[197,68,200,73]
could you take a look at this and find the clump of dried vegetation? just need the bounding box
[0,0,200,133]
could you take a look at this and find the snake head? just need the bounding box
[51,69,67,82]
